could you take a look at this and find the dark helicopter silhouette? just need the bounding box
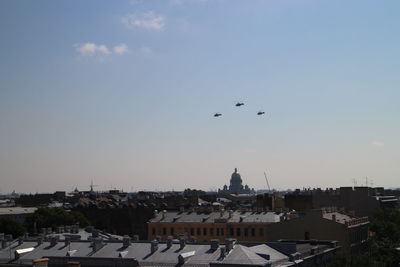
[214,113,222,117]
[257,111,265,115]
[235,102,244,107]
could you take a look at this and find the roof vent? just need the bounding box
[178,251,195,265]
[66,250,77,257]
[311,246,320,255]
[119,251,128,258]
[15,247,34,259]
[210,239,219,250]
[151,240,158,254]
[289,252,301,262]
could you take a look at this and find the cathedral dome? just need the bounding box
[230,168,242,184]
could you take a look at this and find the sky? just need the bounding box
[1,0,400,193]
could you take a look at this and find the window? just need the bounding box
[210,228,214,236]
[236,228,241,236]
[197,228,201,235]
[203,228,207,235]
[230,228,234,236]
[244,228,248,236]
[170,228,174,235]
[216,228,220,236]
[259,228,264,237]
[221,228,224,236]
[163,228,166,235]
[152,228,156,235]
[251,228,255,237]
[190,228,194,236]
[305,231,310,240]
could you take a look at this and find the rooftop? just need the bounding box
[149,211,282,224]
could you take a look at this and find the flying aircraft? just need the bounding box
[257,111,265,115]
[235,102,244,107]
[214,113,222,117]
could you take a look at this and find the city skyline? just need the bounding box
[1,0,400,193]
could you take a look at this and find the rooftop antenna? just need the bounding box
[264,171,271,192]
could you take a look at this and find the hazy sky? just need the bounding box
[1,0,400,193]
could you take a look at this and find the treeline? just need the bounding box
[0,207,88,238]
[328,207,400,267]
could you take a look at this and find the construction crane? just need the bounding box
[264,171,271,191]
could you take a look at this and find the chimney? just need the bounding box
[92,230,99,238]
[210,239,219,250]
[332,214,336,222]
[162,210,167,219]
[225,238,236,252]
[179,236,186,250]
[50,236,58,247]
[64,237,71,247]
[220,247,226,258]
[228,210,233,218]
[166,236,173,249]
[122,236,131,247]
[18,237,23,245]
[37,237,43,246]
[92,238,103,252]
[1,240,7,249]
[220,209,225,217]
[151,240,158,254]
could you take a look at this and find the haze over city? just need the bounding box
[1,0,400,193]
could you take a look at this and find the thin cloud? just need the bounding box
[122,11,165,30]
[169,0,208,5]
[75,43,111,56]
[140,46,153,55]
[75,43,129,57]
[114,44,128,55]
[371,141,384,148]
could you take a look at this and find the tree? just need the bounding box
[0,217,26,237]
[26,207,89,231]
